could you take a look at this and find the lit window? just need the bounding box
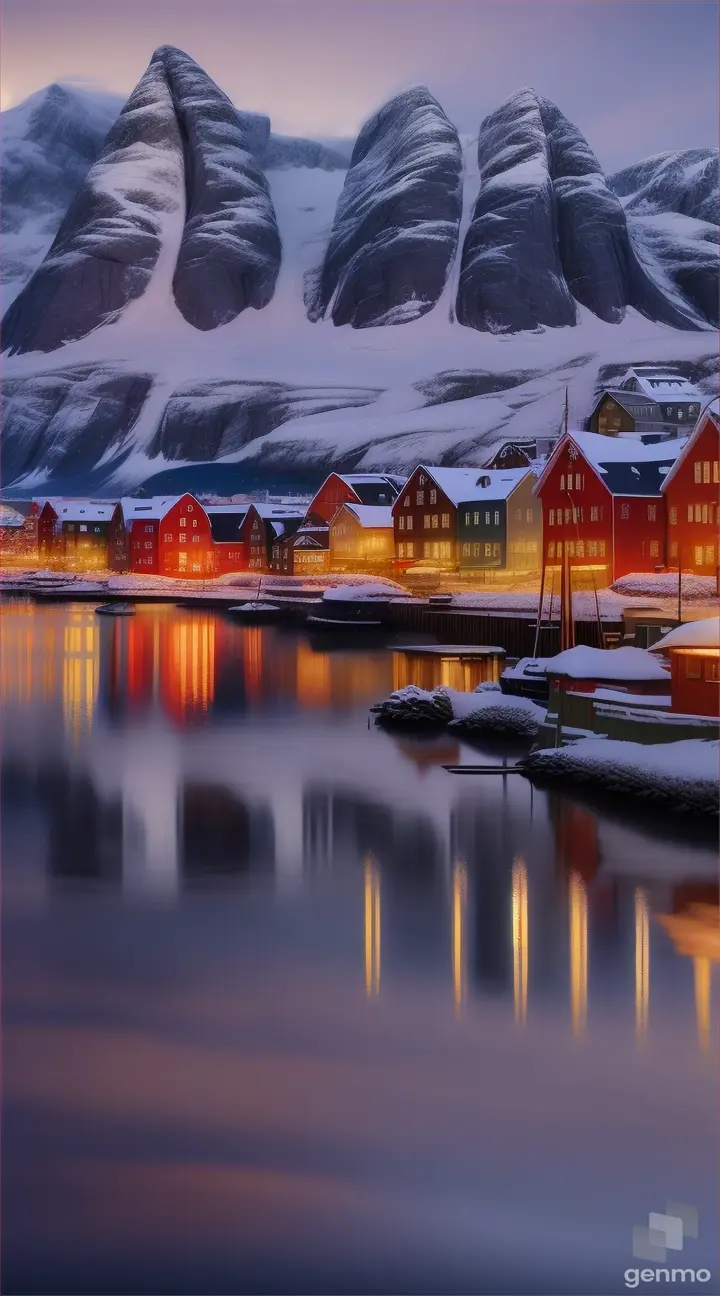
[193,518,198,527]
[144,525,154,533]
[705,545,716,565]
[187,505,194,513]
[688,504,695,522]
[406,517,413,531]
[484,543,492,557]
[650,540,659,557]
[575,475,582,491]
[164,533,172,541]
[703,461,711,484]
[484,511,490,525]
[461,543,470,557]
[565,509,571,524]
[179,534,187,543]
[398,516,405,531]
[192,535,200,543]
[714,463,720,484]
[647,504,656,521]
[464,512,470,526]
[557,542,563,558]
[560,475,565,491]
[416,491,424,506]
[441,513,450,529]
[572,508,578,523]
[588,541,597,557]
[694,462,702,484]
[567,541,575,557]
[419,474,426,486]
[474,511,480,526]
[702,503,709,524]
[548,542,556,560]
[429,489,437,505]
[431,515,439,529]
[398,542,405,559]
[424,514,431,528]
[494,511,500,525]
[526,508,533,523]
[620,503,630,520]
[677,410,684,421]
[669,507,677,526]
[180,518,186,528]
[599,541,606,557]
[406,542,414,557]
[404,496,410,507]
[695,504,703,523]
[144,541,152,550]
[549,509,555,526]
[576,539,584,558]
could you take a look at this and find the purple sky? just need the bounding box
[2,0,717,169]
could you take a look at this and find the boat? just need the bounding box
[227,601,281,622]
[95,602,136,617]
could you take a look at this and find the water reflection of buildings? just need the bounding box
[657,904,720,1053]
[364,857,381,996]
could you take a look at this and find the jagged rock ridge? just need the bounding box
[456,88,709,334]
[1,46,281,354]
[304,87,463,327]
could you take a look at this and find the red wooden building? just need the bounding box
[206,505,250,575]
[651,617,720,717]
[391,466,475,569]
[661,403,719,577]
[534,432,685,588]
[305,473,402,525]
[117,494,214,578]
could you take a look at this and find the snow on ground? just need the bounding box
[524,738,719,814]
[323,581,411,601]
[612,572,719,601]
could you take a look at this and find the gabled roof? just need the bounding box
[340,504,395,528]
[660,402,720,493]
[401,465,531,508]
[54,501,116,523]
[597,391,664,420]
[207,507,249,542]
[619,368,704,401]
[456,468,533,505]
[534,431,686,497]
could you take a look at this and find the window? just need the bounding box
[695,504,703,523]
[549,509,555,526]
[187,505,194,513]
[515,508,522,522]
[526,508,533,523]
[461,543,470,558]
[588,541,597,558]
[483,511,489,525]
[705,546,716,565]
[677,410,684,421]
[474,511,480,526]
[406,516,413,531]
[557,542,563,558]
[650,540,659,558]
[164,532,172,541]
[599,541,606,557]
[429,489,437,505]
[575,475,582,491]
[404,496,410,507]
[567,541,575,557]
[714,463,720,484]
[80,525,87,533]
[179,533,187,543]
[431,514,439,529]
[406,542,414,558]
[144,541,152,550]
[576,539,584,558]
[192,535,200,544]
[669,507,677,526]
[621,503,630,520]
[464,512,470,526]
[560,475,565,491]
[494,511,500,526]
[704,658,719,682]
[416,491,425,506]
[703,461,711,483]
[548,542,556,559]
[398,515,405,531]
[424,514,431,528]
[590,506,598,522]
[144,525,153,533]
[702,503,709,524]
[688,504,695,522]
[564,509,571,525]
[572,508,578,524]
[685,656,702,680]
[647,504,656,522]
[193,518,198,527]
[419,474,426,486]
[398,542,405,559]
[670,541,678,559]
[694,462,703,484]
[441,513,450,529]
[472,542,481,557]
[695,546,703,567]
[484,543,492,557]
[180,517,186,528]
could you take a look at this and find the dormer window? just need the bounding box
[476,475,491,489]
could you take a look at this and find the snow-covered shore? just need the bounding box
[524,738,719,814]
[371,684,546,736]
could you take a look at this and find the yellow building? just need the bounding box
[329,503,395,572]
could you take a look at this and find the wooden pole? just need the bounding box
[533,560,547,659]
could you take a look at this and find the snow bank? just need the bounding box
[524,738,719,814]
[543,645,671,681]
[371,684,545,736]
[323,581,408,602]
[651,616,720,652]
[612,572,719,602]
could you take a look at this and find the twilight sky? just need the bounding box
[2,0,717,170]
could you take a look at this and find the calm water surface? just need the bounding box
[2,601,718,1296]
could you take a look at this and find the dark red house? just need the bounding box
[651,617,720,717]
[206,505,250,575]
[534,432,685,587]
[661,402,719,576]
[392,466,503,569]
[118,494,214,578]
[305,473,403,525]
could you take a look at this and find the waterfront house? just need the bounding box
[588,367,703,440]
[271,523,330,575]
[660,401,719,577]
[329,503,395,571]
[0,501,41,564]
[542,644,672,739]
[392,466,483,570]
[118,494,214,579]
[534,432,685,589]
[206,505,249,574]
[456,469,540,577]
[650,617,720,717]
[305,473,403,525]
[52,500,117,569]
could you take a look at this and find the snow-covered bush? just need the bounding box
[451,703,541,737]
[371,685,454,728]
[474,680,502,693]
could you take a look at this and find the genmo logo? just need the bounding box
[625,1202,713,1288]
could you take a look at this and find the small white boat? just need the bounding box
[228,601,281,622]
[95,602,136,617]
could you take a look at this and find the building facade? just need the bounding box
[329,503,394,571]
[206,506,250,575]
[392,466,476,569]
[121,494,214,578]
[306,473,402,525]
[271,525,330,575]
[456,470,540,575]
[661,404,720,576]
[589,368,703,441]
[535,432,682,588]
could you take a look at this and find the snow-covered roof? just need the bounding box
[0,505,27,527]
[341,504,394,528]
[205,504,249,515]
[120,496,180,521]
[338,474,399,486]
[55,501,116,522]
[417,465,530,506]
[535,431,686,496]
[650,617,720,653]
[660,403,720,492]
[619,368,704,401]
[543,645,671,682]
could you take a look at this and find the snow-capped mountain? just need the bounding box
[1,46,717,493]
